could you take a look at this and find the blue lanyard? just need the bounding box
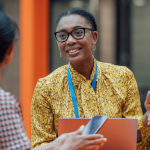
[67,61,97,118]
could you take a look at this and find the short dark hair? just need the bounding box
[55,7,97,31]
[0,12,18,63]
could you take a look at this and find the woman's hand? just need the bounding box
[60,125,107,150]
[32,125,106,150]
[143,91,150,126]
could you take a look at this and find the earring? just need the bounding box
[60,53,62,57]
[92,45,96,52]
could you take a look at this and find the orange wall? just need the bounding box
[20,0,49,139]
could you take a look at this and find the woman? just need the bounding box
[0,12,105,150]
[31,7,150,149]
[0,12,31,150]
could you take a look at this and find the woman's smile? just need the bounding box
[66,47,81,56]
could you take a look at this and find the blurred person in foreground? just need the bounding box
[0,12,31,149]
[31,7,150,150]
[0,12,106,150]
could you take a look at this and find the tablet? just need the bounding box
[58,118,137,150]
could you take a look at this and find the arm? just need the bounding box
[31,79,56,148]
[121,68,144,143]
[31,144,54,150]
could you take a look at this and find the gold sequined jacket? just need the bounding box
[31,60,150,149]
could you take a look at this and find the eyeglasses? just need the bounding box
[54,27,93,42]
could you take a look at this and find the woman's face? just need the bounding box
[56,15,98,66]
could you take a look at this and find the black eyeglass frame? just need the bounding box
[54,27,94,42]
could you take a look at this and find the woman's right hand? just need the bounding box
[59,125,107,150]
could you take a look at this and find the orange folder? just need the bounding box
[58,118,137,150]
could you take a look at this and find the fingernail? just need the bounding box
[80,125,84,130]
[99,134,103,138]
[103,138,107,141]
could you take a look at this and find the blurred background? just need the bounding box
[0,0,150,115]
